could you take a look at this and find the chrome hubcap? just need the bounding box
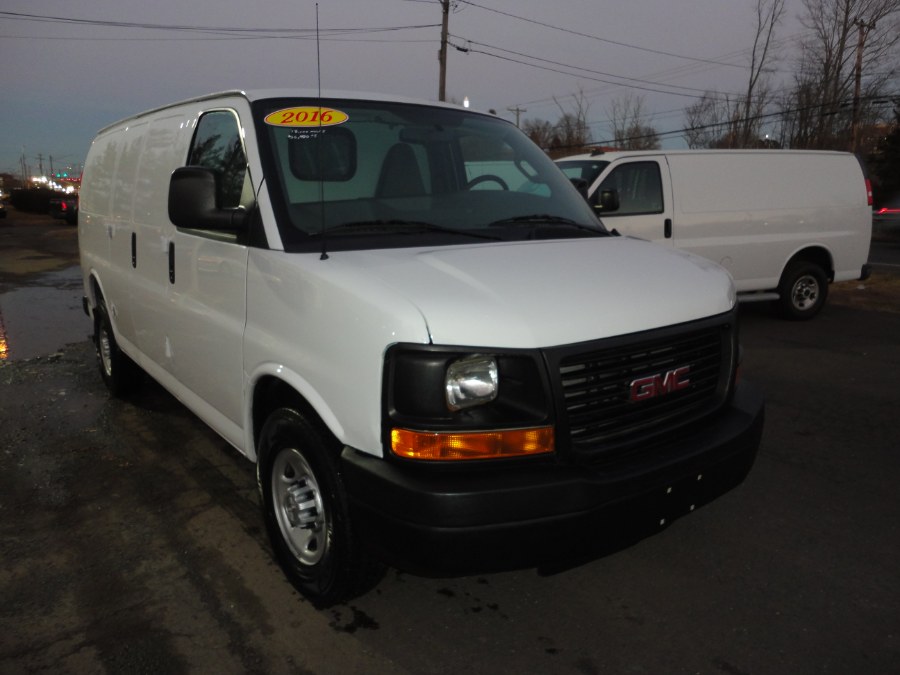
[98,325,113,377]
[791,274,819,311]
[272,448,327,566]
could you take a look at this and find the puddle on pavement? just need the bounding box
[0,266,92,362]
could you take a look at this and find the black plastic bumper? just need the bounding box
[342,382,764,576]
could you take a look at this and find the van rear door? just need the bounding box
[590,156,674,245]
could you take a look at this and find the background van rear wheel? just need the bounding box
[778,261,828,320]
[94,299,140,396]
[257,408,384,607]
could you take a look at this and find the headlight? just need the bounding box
[445,355,498,411]
[383,344,554,460]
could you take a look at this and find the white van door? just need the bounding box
[591,157,674,245]
[106,122,147,348]
[165,109,252,440]
[130,113,193,368]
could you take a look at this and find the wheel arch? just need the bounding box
[249,370,346,464]
[782,245,835,285]
[85,271,105,319]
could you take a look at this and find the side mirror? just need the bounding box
[168,166,248,231]
[594,188,620,214]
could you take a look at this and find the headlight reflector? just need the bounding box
[445,354,498,411]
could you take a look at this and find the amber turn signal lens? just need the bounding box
[391,427,555,461]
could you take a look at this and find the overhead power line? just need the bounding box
[452,36,746,100]
[455,0,748,69]
[0,10,438,38]
[450,39,737,102]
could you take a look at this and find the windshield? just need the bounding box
[556,159,610,186]
[254,98,604,251]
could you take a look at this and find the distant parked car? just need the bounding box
[873,199,900,226]
[0,201,7,219]
[49,194,78,224]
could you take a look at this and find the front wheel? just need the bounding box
[778,261,829,320]
[257,408,383,606]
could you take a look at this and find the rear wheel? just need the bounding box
[257,408,383,606]
[778,261,828,320]
[93,299,140,396]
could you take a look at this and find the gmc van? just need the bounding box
[557,150,872,319]
[79,90,764,605]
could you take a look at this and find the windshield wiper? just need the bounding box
[324,219,501,241]
[487,214,609,236]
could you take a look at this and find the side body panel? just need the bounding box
[107,121,148,344]
[666,151,871,290]
[166,100,256,442]
[130,112,194,366]
[82,98,254,452]
[588,151,872,292]
[79,127,122,324]
[592,154,674,246]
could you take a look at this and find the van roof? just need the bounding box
[557,148,853,162]
[96,89,474,135]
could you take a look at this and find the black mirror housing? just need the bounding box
[596,188,620,213]
[168,166,248,231]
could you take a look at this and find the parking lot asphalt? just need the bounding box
[1,210,899,674]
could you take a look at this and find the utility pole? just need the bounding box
[438,0,450,101]
[850,17,876,152]
[507,106,527,127]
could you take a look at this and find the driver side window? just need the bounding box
[599,161,663,215]
[189,110,250,209]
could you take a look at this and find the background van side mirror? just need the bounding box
[594,188,620,214]
[168,166,248,231]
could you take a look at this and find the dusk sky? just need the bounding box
[0,0,815,177]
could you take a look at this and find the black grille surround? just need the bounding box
[545,310,738,464]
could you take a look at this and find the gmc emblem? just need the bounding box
[629,366,691,402]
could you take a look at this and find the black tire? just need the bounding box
[93,299,140,396]
[778,261,829,320]
[257,408,384,606]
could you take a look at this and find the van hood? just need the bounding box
[336,237,735,348]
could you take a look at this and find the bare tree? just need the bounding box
[684,91,734,148]
[682,1,785,149]
[520,89,594,158]
[522,118,556,151]
[738,0,786,146]
[551,89,593,153]
[607,93,661,150]
[787,0,900,149]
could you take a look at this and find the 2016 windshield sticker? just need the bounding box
[264,107,349,127]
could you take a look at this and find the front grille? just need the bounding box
[552,316,735,460]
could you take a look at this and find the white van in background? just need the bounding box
[557,150,873,319]
[78,90,764,605]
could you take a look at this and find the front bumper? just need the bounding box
[342,381,764,575]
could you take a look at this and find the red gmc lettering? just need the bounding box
[629,366,691,402]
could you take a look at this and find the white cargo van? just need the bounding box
[79,90,763,605]
[557,150,873,319]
